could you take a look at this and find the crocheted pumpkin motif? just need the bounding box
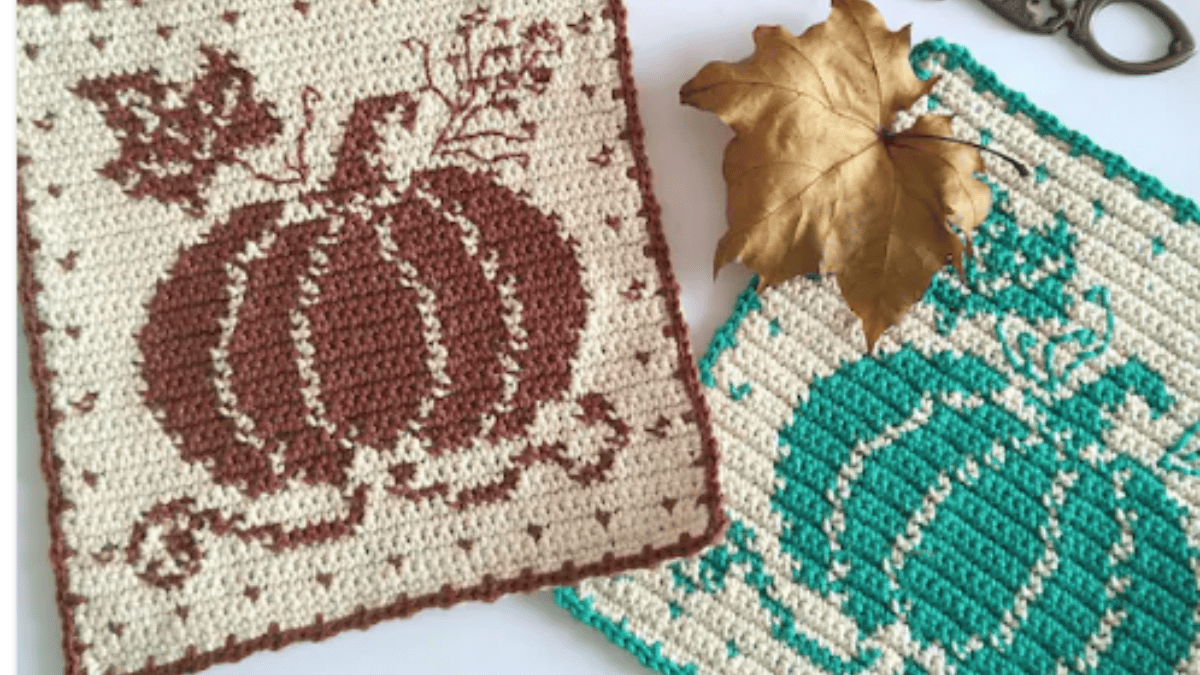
[76,12,631,589]
[558,39,1200,675]
[671,190,1200,675]
[772,350,1196,674]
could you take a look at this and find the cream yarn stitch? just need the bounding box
[17,2,722,674]
[558,39,1200,675]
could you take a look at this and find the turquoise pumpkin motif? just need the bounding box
[670,189,1200,674]
[559,40,1200,675]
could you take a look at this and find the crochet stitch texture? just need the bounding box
[17,2,724,674]
[558,39,1200,675]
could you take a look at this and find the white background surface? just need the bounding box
[17,1,1200,674]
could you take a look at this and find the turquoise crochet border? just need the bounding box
[555,37,1200,675]
[911,39,1199,226]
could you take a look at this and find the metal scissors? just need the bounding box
[976,0,1195,74]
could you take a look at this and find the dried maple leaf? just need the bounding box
[682,0,992,348]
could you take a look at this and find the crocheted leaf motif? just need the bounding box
[927,193,1079,334]
[680,0,990,348]
[74,47,282,216]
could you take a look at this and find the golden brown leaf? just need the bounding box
[681,0,991,349]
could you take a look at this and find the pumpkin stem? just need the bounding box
[326,93,419,197]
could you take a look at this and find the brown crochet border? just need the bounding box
[16,1,726,674]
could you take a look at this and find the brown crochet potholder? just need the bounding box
[17,2,722,673]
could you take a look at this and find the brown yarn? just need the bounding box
[18,2,725,674]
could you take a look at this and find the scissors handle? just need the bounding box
[977,0,1070,34]
[1068,0,1196,74]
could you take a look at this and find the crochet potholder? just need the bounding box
[17,2,724,674]
[558,39,1200,675]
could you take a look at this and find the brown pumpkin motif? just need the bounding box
[77,9,631,590]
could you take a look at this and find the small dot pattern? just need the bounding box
[17,2,724,674]
[558,39,1200,675]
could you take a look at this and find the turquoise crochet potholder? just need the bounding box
[557,39,1200,675]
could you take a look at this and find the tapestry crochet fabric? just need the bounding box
[16,1,725,674]
[558,39,1200,675]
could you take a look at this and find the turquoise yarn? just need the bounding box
[557,39,1200,675]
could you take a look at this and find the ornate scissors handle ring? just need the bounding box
[979,0,1196,74]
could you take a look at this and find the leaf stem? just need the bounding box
[899,132,1030,177]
